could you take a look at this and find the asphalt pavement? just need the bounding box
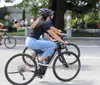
[0,44,100,85]
[1,36,100,85]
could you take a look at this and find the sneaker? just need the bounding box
[36,68,43,79]
[38,59,50,67]
[36,65,47,78]
[38,60,47,64]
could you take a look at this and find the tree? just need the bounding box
[5,0,49,17]
[5,0,100,30]
[49,0,100,30]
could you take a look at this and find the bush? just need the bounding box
[71,19,76,29]
[4,26,17,32]
[0,19,4,23]
[8,31,24,36]
[72,30,100,37]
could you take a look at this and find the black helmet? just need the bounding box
[39,8,54,16]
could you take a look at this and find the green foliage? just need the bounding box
[71,10,100,28]
[8,31,24,36]
[29,0,49,17]
[0,20,4,24]
[5,0,49,17]
[5,0,13,2]
[4,0,100,31]
[72,30,100,37]
[4,20,17,33]
[71,19,77,28]
[84,12,100,24]
[11,0,49,17]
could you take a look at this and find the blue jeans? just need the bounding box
[39,35,49,40]
[25,37,57,58]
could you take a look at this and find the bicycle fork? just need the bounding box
[59,51,69,68]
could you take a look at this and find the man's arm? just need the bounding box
[47,29,66,44]
[50,26,63,36]
[47,18,63,36]
[44,33,54,41]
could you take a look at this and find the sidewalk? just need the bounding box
[13,36,100,45]
[67,37,100,45]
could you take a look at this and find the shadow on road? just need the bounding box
[81,65,93,71]
[36,80,94,85]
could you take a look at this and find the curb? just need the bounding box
[13,36,100,40]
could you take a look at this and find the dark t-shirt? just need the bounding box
[47,18,53,28]
[44,18,54,37]
[28,19,50,39]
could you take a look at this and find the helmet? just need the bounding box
[39,8,54,16]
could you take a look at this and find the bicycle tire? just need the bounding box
[22,47,35,67]
[5,53,37,85]
[60,43,80,65]
[4,36,16,49]
[53,51,81,82]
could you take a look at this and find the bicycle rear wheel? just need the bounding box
[4,36,16,49]
[22,47,36,67]
[5,53,37,85]
[53,51,81,82]
[61,43,80,65]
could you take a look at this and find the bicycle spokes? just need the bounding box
[53,52,81,82]
[5,53,37,85]
[4,37,16,49]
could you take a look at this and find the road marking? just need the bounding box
[81,57,100,59]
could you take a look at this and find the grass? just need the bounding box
[1,30,100,37]
[8,31,25,36]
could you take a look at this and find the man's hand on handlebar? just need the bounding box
[63,41,68,45]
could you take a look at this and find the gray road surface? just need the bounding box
[0,44,100,85]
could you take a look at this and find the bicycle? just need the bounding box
[5,41,81,85]
[0,29,17,49]
[60,34,80,64]
[23,34,80,65]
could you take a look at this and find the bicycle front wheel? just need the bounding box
[5,53,37,85]
[53,51,81,82]
[4,36,16,49]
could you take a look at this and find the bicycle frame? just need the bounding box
[36,49,57,68]
[1,31,8,40]
[32,42,68,69]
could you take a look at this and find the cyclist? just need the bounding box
[47,10,63,35]
[25,8,67,63]
[0,23,4,45]
[40,9,64,40]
